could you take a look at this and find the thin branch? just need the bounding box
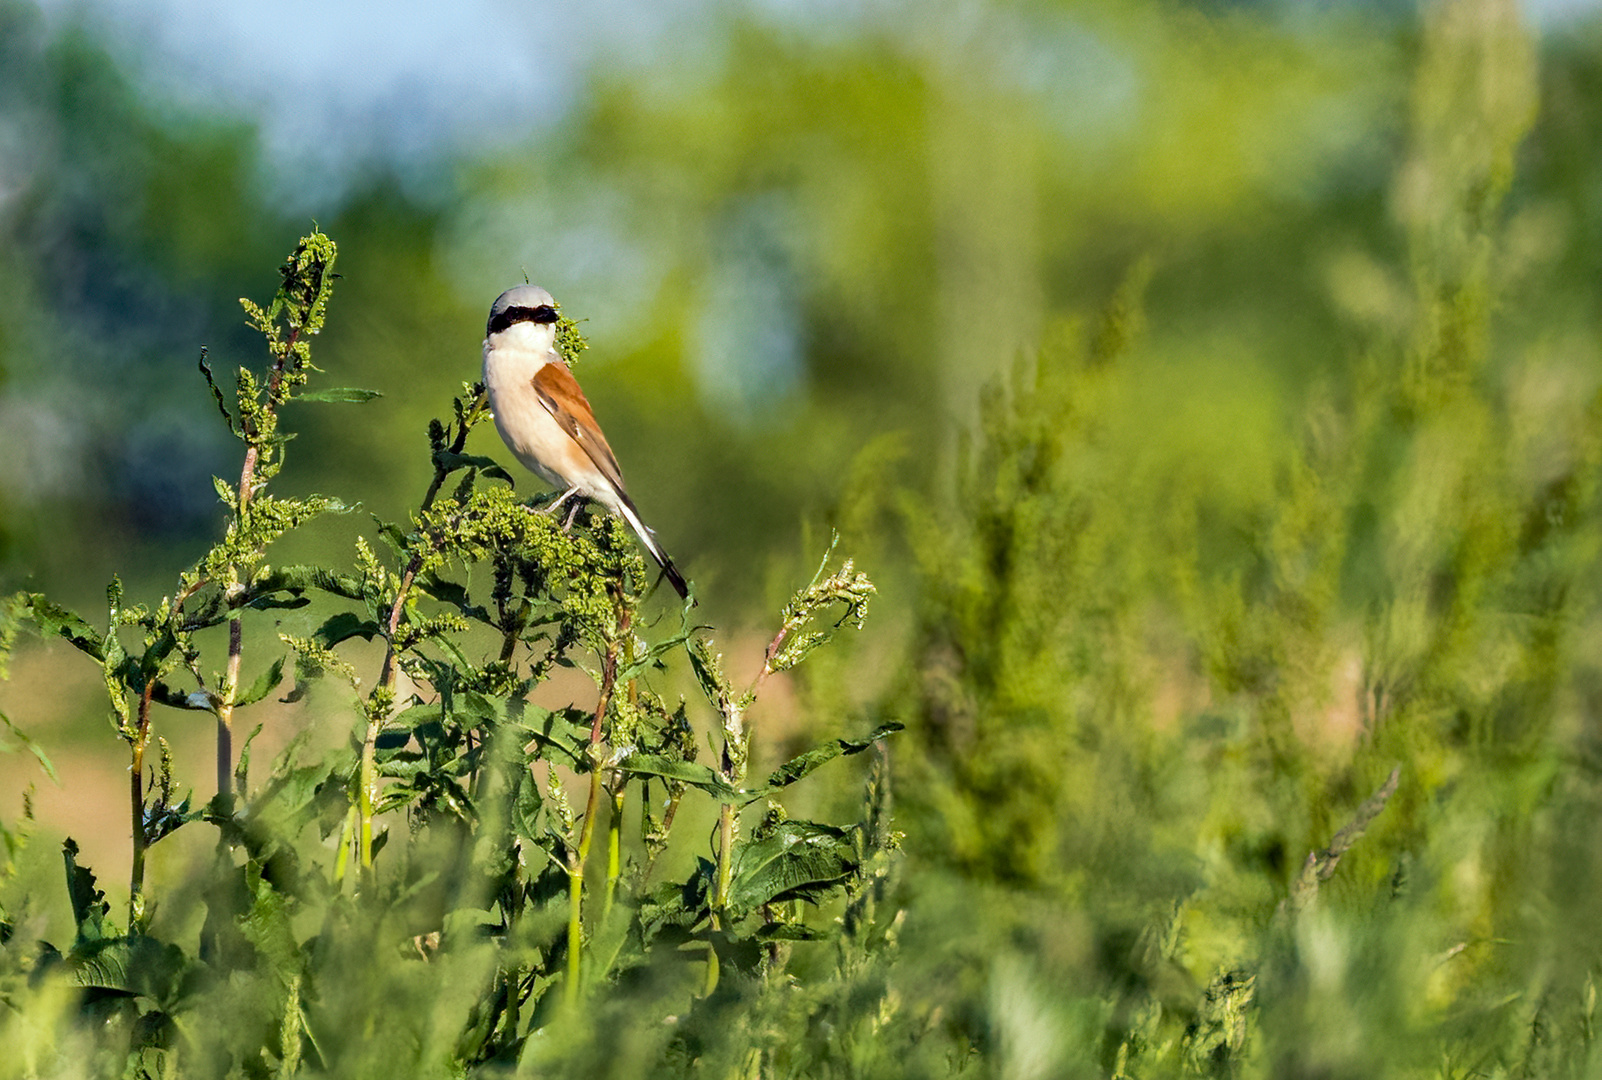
[213,318,304,803]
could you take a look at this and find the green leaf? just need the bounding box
[616,627,696,683]
[747,722,903,802]
[148,681,217,712]
[289,387,382,404]
[619,754,741,802]
[66,939,136,995]
[456,691,505,723]
[513,707,592,767]
[510,777,545,850]
[415,573,477,615]
[636,862,715,941]
[67,935,190,1007]
[14,594,104,659]
[197,347,238,434]
[250,566,366,601]
[235,723,263,795]
[375,520,410,557]
[242,593,312,611]
[62,839,113,944]
[310,612,380,649]
[727,821,859,917]
[237,859,300,978]
[432,451,515,485]
[236,656,288,707]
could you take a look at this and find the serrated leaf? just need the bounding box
[619,754,741,802]
[416,573,472,611]
[636,861,716,939]
[375,521,410,557]
[236,656,287,707]
[432,451,514,485]
[456,691,504,722]
[511,778,545,849]
[616,628,696,683]
[143,795,196,847]
[237,860,300,978]
[251,566,366,601]
[235,723,262,794]
[745,722,903,802]
[66,940,137,995]
[242,593,312,611]
[197,348,238,434]
[727,821,858,917]
[15,594,104,659]
[149,682,217,712]
[513,707,591,767]
[62,839,113,944]
[310,612,380,649]
[68,935,190,1007]
[289,387,382,404]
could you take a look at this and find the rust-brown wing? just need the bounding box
[532,361,628,494]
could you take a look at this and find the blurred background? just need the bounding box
[0,0,1515,607]
[6,0,1602,1073]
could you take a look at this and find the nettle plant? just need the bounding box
[0,234,897,1073]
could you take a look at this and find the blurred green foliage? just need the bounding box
[2,0,1602,1075]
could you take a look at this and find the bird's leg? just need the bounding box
[561,500,582,533]
[539,485,581,516]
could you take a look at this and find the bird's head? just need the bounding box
[486,285,561,350]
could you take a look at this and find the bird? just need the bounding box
[482,284,690,599]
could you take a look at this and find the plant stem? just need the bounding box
[706,697,746,997]
[334,804,356,884]
[212,316,302,804]
[703,794,740,997]
[704,621,789,995]
[128,677,155,928]
[358,719,379,872]
[216,616,243,804]
[504,966,521,1041]
[567,761,603,1006]
[566,602,622,1006]
[604,785,623,923]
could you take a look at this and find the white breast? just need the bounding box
[482,338,610,500]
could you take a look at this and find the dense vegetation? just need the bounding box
[4,0,1602,1075]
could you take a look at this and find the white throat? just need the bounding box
[487,321,557,355]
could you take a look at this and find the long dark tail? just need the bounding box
[615,493,690,600]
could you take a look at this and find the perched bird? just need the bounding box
[482,285,690,599]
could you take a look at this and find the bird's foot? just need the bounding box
[537,485,582,518]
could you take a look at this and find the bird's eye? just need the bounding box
[532,305,559,324]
